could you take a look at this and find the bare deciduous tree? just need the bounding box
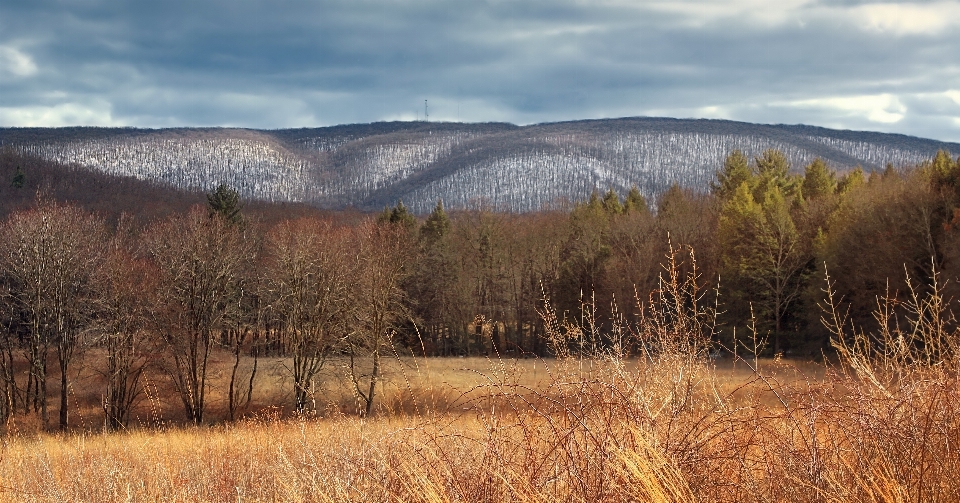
[144,206,252,424]
[96,215,153,430]
[227,255,263,422]
[0,200,105,428]
[0,275,18,422]
[263,218,350,413]
[348,220,411,417]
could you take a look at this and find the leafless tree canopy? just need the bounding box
[0,200,105,428]
[143,206,253,424]
[263,218,351,412]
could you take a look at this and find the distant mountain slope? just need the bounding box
[3,118,958,213]
[0,149,336,226]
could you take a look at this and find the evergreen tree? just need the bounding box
[206,183,243,226]
[623,186,648,214]
[719,183,764,281]
[412,199,460,354]
[882,163,898,180]
[755,149,790,180]
[11,166,24,189]
[601,189,623,215]
[928,150,960,200]
[420,199,451,245]
[753,149,798,201]
[836,167,866,194]
[719,181,807,353]
[712,150,751,201]
[378,200,417,231]
[559,191,614,318]
[801,158,835,200]
[584,190,603,212]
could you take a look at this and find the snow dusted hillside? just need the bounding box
[11,129,317,203]
[2,118,958,213]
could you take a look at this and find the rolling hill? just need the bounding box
[3,117,958,213]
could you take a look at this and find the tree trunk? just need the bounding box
[40,366,47,424]
[774,318,781,354]
[0,340,14,421]
[365,348,380,417]
[246,330,259,408]
[59,357,68,429]
[228,330,242,421]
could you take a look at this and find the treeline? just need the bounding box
[2,148,960,430]
[0,188,410,429]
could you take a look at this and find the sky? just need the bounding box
[2,1,960,142]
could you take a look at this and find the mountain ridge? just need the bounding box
[4,117,959,213]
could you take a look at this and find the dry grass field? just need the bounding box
[1,349,956,503]
[2,260,959,502]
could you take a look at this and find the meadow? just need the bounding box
[0,343,956,503]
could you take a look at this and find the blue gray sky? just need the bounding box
[2,1,960,141]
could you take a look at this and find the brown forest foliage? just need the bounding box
[2,149,960,421]
[1,148,960,501]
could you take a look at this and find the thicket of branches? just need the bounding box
[1,148,960,430]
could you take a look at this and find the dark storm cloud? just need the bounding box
[2,0,960,141]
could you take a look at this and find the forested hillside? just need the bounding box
[3,145,960,429]
[4,118,958,213]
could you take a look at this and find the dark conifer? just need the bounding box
[207,183,243,226]
[11,166,24,189]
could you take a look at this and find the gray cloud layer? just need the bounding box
[2,0,960,141]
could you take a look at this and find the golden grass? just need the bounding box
[5,233,958,501]
[2,352,957,503]
[0,400,690,502]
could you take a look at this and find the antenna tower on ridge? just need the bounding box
[424,100,428,122]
